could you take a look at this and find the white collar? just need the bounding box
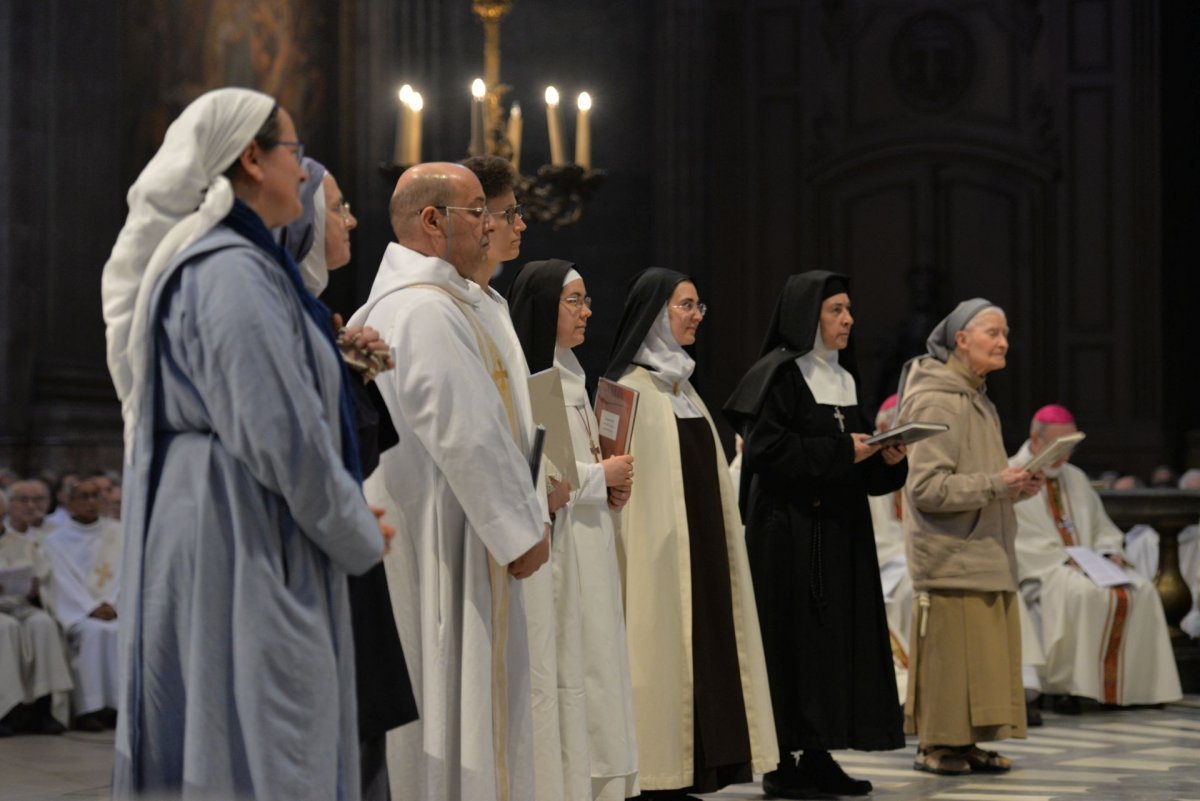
[554,346,590,408]
[795,325,857,406]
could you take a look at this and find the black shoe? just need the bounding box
[0,720,14,738]
[31,711,65,735]
[801,750,873,797]
[1053,695,1082,715]
[98,708,118,728]
[74,712,106,732]
[763,769,817,800]
[1026,700,1043,727]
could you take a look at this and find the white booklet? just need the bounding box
[1065,546,1131,588]
[0,565,34,598]
[1023,431,1086,473]
[864,422,949,447]
[528,368,580,488]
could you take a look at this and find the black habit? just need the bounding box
[724,271,906,754]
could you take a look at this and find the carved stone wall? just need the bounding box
[703,0,1166,473]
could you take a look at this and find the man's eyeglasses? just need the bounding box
[561,295,592,313]
[434,205,492,221]
[276,140,305,163]
[490,204,525,226]
[333,199,352,225]
[671,301,707,317]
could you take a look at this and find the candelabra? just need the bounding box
[381,0,604,229]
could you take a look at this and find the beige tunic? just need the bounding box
[617,367,777,790]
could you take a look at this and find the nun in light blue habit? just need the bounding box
[100,88,384,800]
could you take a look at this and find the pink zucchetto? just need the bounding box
[1033,404,1075,425]
[879,394,898,411]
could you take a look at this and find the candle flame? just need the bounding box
[577,92,592,112]
[545,86,560,106]
[409,92,424,112]
[399,84,413,103]
[472,78,486,99]
[510,101,522,118]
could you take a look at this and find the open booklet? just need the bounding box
[0,565,34,598]
[1023,431,1086,474]
[528,368,580,487]
[1065,546,1131,588]
[864,422,949,447]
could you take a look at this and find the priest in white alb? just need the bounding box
[1010,404,1181,707]
[40,476,123,731]
[351,162,551,801]
[463,155,578,801]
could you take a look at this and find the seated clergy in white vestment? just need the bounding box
[0,487,73,735]
[40,477,122,730]
[865,395,913,698]
[1010,404,1181,706]
[1124,468,1200,639]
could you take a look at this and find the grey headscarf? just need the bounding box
[895,297,1000,407]
[277,157,329,296]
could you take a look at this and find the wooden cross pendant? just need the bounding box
[833,406,846,432]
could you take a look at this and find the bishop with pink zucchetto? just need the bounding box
[1009,404,1180,709]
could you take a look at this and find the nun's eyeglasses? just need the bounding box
[671,301,708,317]
[561,295,592,313]
[276,140,305,163]
[333,200,352,224]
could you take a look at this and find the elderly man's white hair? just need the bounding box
[1179,469,1200,490]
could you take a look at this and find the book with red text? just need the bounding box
[594,378,639,458]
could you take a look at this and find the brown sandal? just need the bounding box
[961,746,1012,773]
[913,746,972,775]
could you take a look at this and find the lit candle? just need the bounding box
[507,102,523,172]
[470,78,487,157]
[408,92,424,164]
[575,92,592,170]
[394,84,413,164]
[545,86,566,166]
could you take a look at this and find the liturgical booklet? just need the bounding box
[1065,546,1132,588]
[594,378,639,459]
[528,368,580,487]
[1023,431,1087,474]
[0,565,33,598]
[865,422,949,447]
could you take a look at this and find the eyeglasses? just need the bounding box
[8,495,47,504]
[275,140,305,163]
[434,205,492,221]
[671,301,707,317]
[490,204,525,225]
[333,199,352,225]
[561,295,592,313]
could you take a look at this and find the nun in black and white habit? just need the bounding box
[724,271,906,799]
[506,258,639,801]
[605,268,777,799]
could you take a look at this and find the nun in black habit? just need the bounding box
[724,271,907,799]
[605,268,778,799]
